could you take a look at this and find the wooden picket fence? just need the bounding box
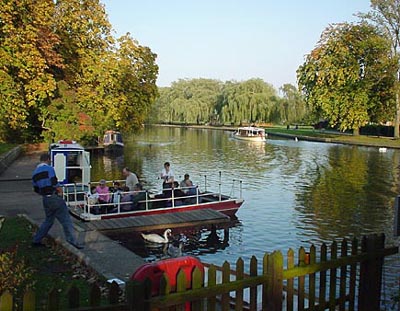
[0,234,397,310]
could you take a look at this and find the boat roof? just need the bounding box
[104,130,121,134]
[237,126,265,131]
[50,140,85,151]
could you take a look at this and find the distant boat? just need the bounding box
[233,126,267,142]
[103,130,124,154]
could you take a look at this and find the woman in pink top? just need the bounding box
[96,179,110,203]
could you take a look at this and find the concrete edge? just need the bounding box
[0,146,22,175]
[19,214,92,270]
[18,213,140,283]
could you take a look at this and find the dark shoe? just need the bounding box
[32,242,46,247]
[68,241,84,250]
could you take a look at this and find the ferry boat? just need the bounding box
[49,140,244,221]
[103,130,124,154]
[233,126,266,142]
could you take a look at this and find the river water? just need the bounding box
[91,126,400,308]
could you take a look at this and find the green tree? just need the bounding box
[219,79,278,125]
[297,22,397,134]
[279,84,308,125]
[111,34,159,131]
[359,0,400,137]
[152,79,221,124]
[0,0,63,142]
[44,0,158,141]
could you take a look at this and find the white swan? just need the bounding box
[141,229,172,244]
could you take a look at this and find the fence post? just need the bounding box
[0,290,13,311]
[109,281,120,304]
[266,251,284,310]
[23,288,35,311]
[126,280,147,311]
[358,234,385,310]
[47,287,60,311]
[89,283,101,307]
[68,284,80,308]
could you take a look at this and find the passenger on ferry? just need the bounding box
[96,179,110,204]
[122,167,139,191]
[180,174,196,195]
[111,181,123,205]
[160,162,174,185]
[132,183,147,210]
[120,186,133,211]
[87,186,99,205]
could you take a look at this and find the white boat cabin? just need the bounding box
[50,140,91,185]
[233,126,266,142]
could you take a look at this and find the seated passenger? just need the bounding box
[111,181,123,205]
[132,183,147,210]
[87,186,99,205]
[96,179,110,204]
[180,173,196,195]
[120,186,133,211]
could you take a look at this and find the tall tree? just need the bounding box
[0,0,63,142]
[297,22,397,134]
[279,84,308,125]
[359,0,400,137]
[219,79,278,125]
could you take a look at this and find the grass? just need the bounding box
[265,125,400,148]
[0,143,17,155]
[0,216,106,309]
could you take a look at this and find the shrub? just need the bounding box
[0,245,34,306]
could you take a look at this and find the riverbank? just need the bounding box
[0,150,145,285]
[153,123,400,149]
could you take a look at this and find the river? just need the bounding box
[91,126,400,308]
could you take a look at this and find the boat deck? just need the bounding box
[75,208,230,232]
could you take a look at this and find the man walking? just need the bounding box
[32,153,83,249]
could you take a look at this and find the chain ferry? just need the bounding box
[233,126,267,142]
[50,140,244,221]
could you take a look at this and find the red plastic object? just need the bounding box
[131,256,204,296]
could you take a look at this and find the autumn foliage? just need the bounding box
[0,0,158,143]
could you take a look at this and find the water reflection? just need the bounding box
[295,145,397,243]
[105,220,240,263]
[90,126,400,306]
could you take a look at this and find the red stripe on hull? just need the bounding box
[100,199,243,220]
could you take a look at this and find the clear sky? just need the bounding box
[101,0,372,89]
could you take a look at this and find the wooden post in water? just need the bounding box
[394,195,400,236]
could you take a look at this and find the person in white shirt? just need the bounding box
[160,162,174,185]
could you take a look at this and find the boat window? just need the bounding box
[67,153,79,166]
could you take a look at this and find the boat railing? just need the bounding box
[62,174,243,217]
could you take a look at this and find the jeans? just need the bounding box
[33,194,76,245]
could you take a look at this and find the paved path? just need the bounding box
[0,150,145,282]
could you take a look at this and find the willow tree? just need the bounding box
[219,79,278,125]
[297,23,397,134]
[279,84,308,125]
[151,79,221,124]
